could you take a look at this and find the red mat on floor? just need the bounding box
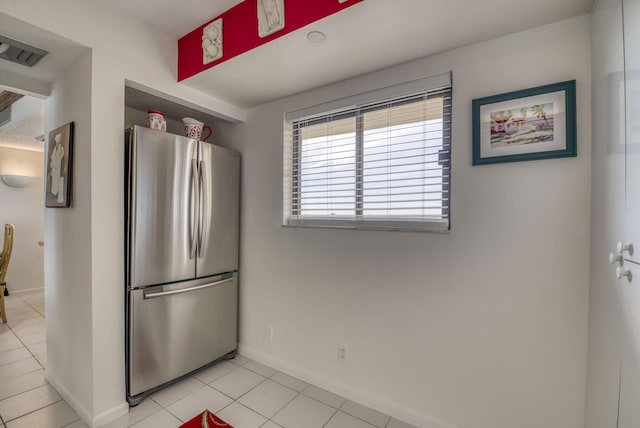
[179,410,233,427]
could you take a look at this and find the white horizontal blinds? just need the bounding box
[285,73,452,231]
[296,115,357,217]
[360,92,450,221]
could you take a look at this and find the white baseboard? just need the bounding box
[93,401,129,427]
[10,286,44,295]
[45,370,128,428]
[45,371,93,426]
[237,344,459,428]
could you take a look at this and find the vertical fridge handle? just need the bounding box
[189,159,198,259]
[198,160,207,258]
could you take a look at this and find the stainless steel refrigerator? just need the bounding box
[125,125,240,405]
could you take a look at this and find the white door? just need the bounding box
[624,0,640,265]
[585,0,630,426]
[613,0,640,426]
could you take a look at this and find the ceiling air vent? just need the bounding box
[0,91,23,127]
[0,35,48,67]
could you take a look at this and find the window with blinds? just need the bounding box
[283,74,452,232]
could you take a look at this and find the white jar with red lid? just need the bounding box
[146,110,166,132]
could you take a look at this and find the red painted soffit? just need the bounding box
[178,0,364,82]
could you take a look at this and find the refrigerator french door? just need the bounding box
[125,126,240,405]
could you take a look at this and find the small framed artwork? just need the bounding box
[472,80,577,165]
[45,122,74,208]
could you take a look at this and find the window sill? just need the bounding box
[283,218,450,233]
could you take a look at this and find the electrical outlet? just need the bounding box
[338,344,347,363]
[267,324,274,341]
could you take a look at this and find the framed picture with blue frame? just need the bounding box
[472,80,577,165]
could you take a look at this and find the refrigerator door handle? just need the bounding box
[189,159,199,259]
[143,276,234,299]
[198,160,207,258]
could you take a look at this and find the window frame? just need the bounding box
[283,73,452,233]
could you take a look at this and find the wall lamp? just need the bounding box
[1,174,33,188]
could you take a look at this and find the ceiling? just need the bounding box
[0,92,44,152]
[108,0,244,39]
[0,12,88,152]
[109,0,594,108]
[0,0,594,151]
[0,13,88,89]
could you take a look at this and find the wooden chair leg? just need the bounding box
[0,284,5,323]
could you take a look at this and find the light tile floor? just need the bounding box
[0,291,417,428]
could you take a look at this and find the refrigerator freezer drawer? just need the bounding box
[127,273,238,398]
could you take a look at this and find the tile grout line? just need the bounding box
[4,297,47,370]
[158,366,293,427]
[1,293,84,428]
[343,403,392,428]
[0,368,46,402]
[229,364,303,425]
[19,295,46,317]
[0,294,65,426]
[61,416,83,428]
[124,362,403,428]
[321,406,340,428]
[1,394,64,423]
[147,376,207,409]
[263,386,299,425]
[210,374,270,421]
[0,296,47,402]
[161,373,270,424]
[142,363,243,424]
[239,377,301,425]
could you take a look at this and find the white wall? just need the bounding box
[44,50,95,420]
[231,16,592,428]
[0,147,44,292]
[585,1,624,426]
